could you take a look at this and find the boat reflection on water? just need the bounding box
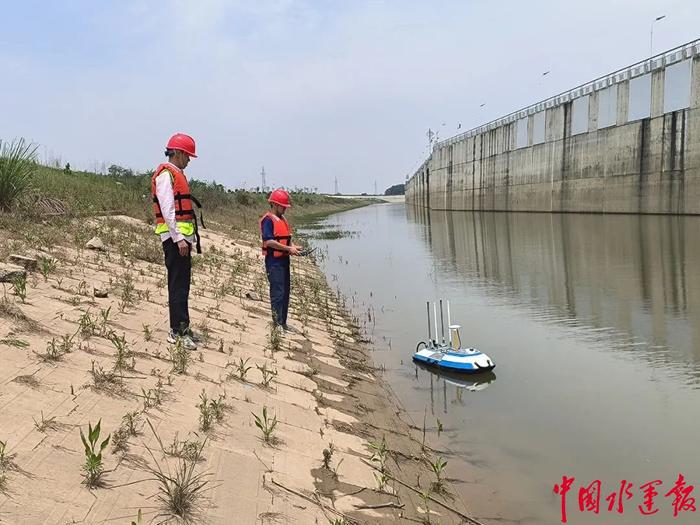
[416,362,496,390]
[414,362,496,414]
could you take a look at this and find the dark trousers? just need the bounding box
[266,259,290,326]
[163,238,191,334]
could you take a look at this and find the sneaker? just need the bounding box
[282,324,299,334]
[184,327,202,344]
[167,330,198,350]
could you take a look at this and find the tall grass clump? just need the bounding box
[0,138,38,211]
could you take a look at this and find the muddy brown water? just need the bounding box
[300,203,700,525]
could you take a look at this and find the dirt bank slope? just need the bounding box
[0,216,473,524]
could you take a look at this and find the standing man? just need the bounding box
[260,189,302,332]
[151,133,200,350]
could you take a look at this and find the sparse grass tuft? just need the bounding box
[144,420,210,521]
[33,411,59,432]
[39,331,76,361]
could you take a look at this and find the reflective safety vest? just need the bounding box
[260,211,292,257]
[151,163,195,237]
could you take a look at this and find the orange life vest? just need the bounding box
[260,211,292,258]
[151,163,195,224]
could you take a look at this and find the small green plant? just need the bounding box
[197,390,224,432]
[40,332,76,361]
[170,338,189,375]
[111,426,129,453]
[210,394,226,423]
[78,310,97,338]
[167,434,204,463]
[130,509,144,525]
[118,272,136,311]
[79,419,110,488]
[90,361,118,388]
[367,436,389,491]
[142,387,162,411]
[418,487,433,524]
[267,323,282,353]
[321,443,343,480]
[142,324,153,342]
[0,338,29,348]
[0,440,17,470]
[195,319,211,346]
[257,362,277,388]
[230,357,252,382]
[98,306,112,335]
[429,456,448,493]
[322,445,334,469]
[38,257,57,282]
[11,274,28,303]
[122,411,141,435]
[198,391,213,432]
[252,406,278,445]
[110,332,134,375]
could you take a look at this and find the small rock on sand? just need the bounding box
[0,263,27,283]
[8,255,38,271]
[93,286,109,298]
[86,237,106,251]
[245,291,262,301]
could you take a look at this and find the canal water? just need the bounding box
[301,203,700,525]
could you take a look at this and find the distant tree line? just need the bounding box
[384,183,405,196]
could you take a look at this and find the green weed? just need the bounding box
[79,419,110,488]
[170,338,189,375]
[11,274,27,303]
[252,406,278,445]
[38,257,57,281]
[257,362,277,388]
[429,456,448,493]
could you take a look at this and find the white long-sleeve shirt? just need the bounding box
[155,163,194,244]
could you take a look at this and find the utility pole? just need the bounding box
[334,177,339,195]
[261,166,266,193]
[374,180,378,195]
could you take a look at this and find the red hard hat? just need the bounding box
[166,133,197,158]
[268,188,291,208]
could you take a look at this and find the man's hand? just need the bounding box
[177,239,190,256]
[288,245,301,256]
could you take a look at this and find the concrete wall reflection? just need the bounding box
[407,205,700,362]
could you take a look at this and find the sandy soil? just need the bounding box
[0,216,474,524]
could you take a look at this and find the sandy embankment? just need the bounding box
[0,216,473,524]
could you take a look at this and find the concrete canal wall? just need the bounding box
[406,40,700,214]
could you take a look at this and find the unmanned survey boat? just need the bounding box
[412,300,495,374]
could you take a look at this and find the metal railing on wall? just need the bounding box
[432,38,700,151]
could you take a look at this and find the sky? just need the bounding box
[0,0,698,194]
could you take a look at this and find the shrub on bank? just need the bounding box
[0,138,38,211]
